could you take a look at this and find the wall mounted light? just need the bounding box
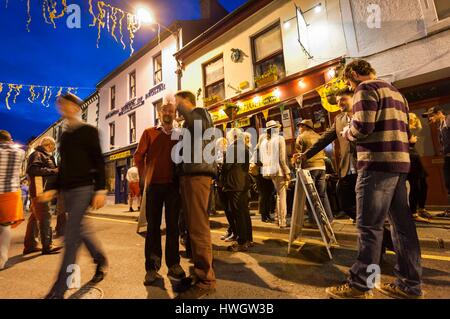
[298,79,306,89]
[273,88,282,98]
[253,96,262,104]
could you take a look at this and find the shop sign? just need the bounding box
[210,91,281,123]
[236,117,251,128]
[145,83,166,99]
[119,97,145,116]
[105,109,119,120]
[109,150,131,161]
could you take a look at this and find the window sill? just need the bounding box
[426,18,450,34]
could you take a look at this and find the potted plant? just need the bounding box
[203,95,220,107]
[255,65,279,87]
[223,102,240,121]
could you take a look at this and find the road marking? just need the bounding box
[87,215,450,262]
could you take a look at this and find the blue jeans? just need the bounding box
[48,186,107,297]
[348,171,422,295]
[306,170,334,223]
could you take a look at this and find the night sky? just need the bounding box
[0,0,247,144]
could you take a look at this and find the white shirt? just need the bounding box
[126,166,139,183]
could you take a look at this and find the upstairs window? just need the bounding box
[109,122,115,149]
[203,55,225,103]
[129,71,136,99]
[129,113,136,144]
[153,53,163,85]
[110,85,116,110]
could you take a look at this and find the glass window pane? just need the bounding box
[254,25,282,62]
[206,81,225,100]
[205,57,224,86]
[255,54,286,79]
[434,0,450,20]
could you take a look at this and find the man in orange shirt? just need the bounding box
[134,102,186,285]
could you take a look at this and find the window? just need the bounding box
[153,99,163,126]
[110,86,116,110]
[82,110,87,122]
[109,122,115,149]
[203,55,225,101]
[129,71,136,99]
[129,113,136,144]
[434,0,450,21]
[251,23,286,87]
[105,162,115,193]
[153,53,163,85]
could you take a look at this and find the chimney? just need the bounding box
[200,0,212,19]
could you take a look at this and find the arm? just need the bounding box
[347,84,378,141]
[134,130,150,178]
[278,136,290,176]
[27,152,58,176]
[304,123,338,159]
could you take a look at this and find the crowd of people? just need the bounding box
[0,59,449,300]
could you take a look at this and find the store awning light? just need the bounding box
[327,68,336,79]
[253,96,262,104]
[298,79,306,89]
[273,88,282,98]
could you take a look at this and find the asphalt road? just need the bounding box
[0,214,449,299]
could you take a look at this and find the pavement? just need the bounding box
[88,204,450,251]
[0,209,449,299]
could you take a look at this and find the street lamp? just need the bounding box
[136,7,154,25]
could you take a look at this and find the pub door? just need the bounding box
[115,165,128,204]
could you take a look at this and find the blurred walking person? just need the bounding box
[45,93,108,299]
[126,165,140,212]
[0,130,25,270]
[23,137,62,255]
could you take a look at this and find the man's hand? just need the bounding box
[37,190,57,203]
[91,193,106,210]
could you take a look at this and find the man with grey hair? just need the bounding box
[23,136,62,255]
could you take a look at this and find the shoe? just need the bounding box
[174,275,199,293]
[23,247,42,255]
[325,283,373,299]
[377,283,424,299]
[129,207,134,212]
[418,209,433,219]
[176,285,216,299]
[41,246,63,255]
[91,260,108,284]
[220,231,232,240]
[168,264,186,281]
[224,234,236,242]
[413,214,430,223]
[436,210,450,218]
[143,269,162,286]
[227,242,248,252]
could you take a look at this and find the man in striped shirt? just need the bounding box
[326,60,423,299]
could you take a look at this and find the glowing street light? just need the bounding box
[136,7,154,25]
[314,3,323,13]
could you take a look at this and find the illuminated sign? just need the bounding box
[109,150,131,161]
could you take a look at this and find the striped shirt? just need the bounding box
[0,142,25,194]
[347,80,411,173]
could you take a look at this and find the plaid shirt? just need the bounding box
[0,142,25,194]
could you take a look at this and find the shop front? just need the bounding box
[104,145,137,204]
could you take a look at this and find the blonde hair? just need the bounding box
[40,136,56,147]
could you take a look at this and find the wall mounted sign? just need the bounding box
[145,83,166,99]
[236,117,251,128]
[105,109,119,120]
[210,91,281,123]
[119,96,145,116]
[109,150,131,161]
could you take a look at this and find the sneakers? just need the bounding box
[220,231,232,240]
[326,283,373,299]
[176,285,216,299]
[417,209,433,219]
[143,269,162,286]
[224,234,236,242]
[91,260,108,284]
[377,283,424,299]
[413,213,431,223]
[227,242,248,252]
[168,264,186,281]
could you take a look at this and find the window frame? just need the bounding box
[129,112,137,144]
[202,54,225,100]
[153,99,163,126]
[251,22,286,85]
[421,0,450,32]
[129,70,136,100]
[109,122,115,149]
[153,52,163,86]
[110,85,116,110]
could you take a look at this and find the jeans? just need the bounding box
[336,174,357,220]
[48,186,107,297]
[272,176,288,227]
[348,171,422,295]
[24,199,53,251]
[145,183,180,271]
[307,170,334,223]
[224,191,252,244]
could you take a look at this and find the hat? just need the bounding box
[59,92,83,108]
[266,120,281,129]
[422,106,443,118]
[298,119,314,130]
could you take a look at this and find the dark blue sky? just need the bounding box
[0,0,247,144]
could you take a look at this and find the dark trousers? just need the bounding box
[180,176,216,289]
[224,191,253,244]
[348,171,422,295]
[307,170,334,223]
[408,175,428,215]
[218,188,235,235]
[256,174,274,220]
[24,199,53,250]
[178,208,191,255]
[48,186,107,297]
[444,156,450,205]
[336,174,357,220]
[145,183,181,271]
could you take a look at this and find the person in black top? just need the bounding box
[43,93,108,299]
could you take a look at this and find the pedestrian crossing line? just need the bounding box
[86,216,450,262]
